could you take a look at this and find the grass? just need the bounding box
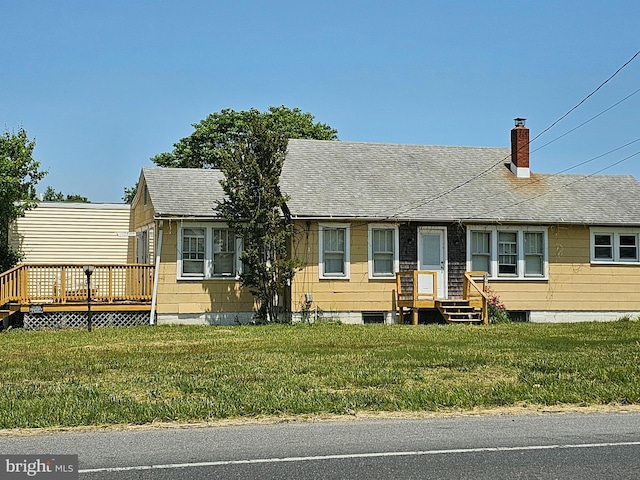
[1,321,640,429]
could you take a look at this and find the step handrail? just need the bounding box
[0,264,27,306]
[463,271,489,325]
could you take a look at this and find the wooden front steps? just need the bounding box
[436,299,483,324]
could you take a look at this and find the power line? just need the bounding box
[466,149,640,221]
[288,50,640,233]
[372,50,640,220]
[531,87,640,154]
[529,49,640,144]
[462,137,640,209]
[294,140,640,237]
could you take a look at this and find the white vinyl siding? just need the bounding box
[467,226,548,280]
[8,202,131,264]
[319,223,350,279]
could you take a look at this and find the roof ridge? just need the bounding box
[288,138,509,150]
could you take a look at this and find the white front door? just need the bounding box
[418,227,447,299]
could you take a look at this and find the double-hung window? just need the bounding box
[212,228,236,276]
[319,223,350,279]
[524,232,544,275]
[590,228,640,263]
[498,231,517,275]
[470,231,491,274]
[467,226,547,279]
[368,224,399,278]
[178,224,241,279]
[181,227,206,276]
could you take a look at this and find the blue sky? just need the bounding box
[1,1,638,202]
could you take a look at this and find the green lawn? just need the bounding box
[1,321,639,429]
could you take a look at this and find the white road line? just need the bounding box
[79,441,640,474]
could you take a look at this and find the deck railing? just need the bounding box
[463,271,489,325]
[0,264,154,306]
[0,264,24,306]
[395,271,438,325]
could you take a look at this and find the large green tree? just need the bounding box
[0,128,47,271]
[215,116,303,323]
[125,106,337,203]
[152,105,338,169]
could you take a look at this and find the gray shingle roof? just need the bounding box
[142,167,225,217]
[282,139,640,225]
[142,139,640,225]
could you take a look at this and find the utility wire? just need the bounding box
[374,50,640,220]
[291,50,640,232]
[467,149,640,221]
[529,49,640,145]
[532,87,640,153]
[296,140,640,237]
[451,137,640,212]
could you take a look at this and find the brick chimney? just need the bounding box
[510,117,530,178]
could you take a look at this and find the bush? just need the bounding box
[487,287,510,324]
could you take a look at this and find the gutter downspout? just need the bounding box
[149,229,163,325]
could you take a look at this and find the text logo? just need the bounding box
[1,455,78,479]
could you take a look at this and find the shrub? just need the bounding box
[487,287,510,324]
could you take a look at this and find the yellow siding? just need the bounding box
[292,222,640,315]
[153,224,256,315]
[9,203,131,264]
[130,173,640,318]
[491,224,640,311]
[128,177,157,263]
[291,221,397,313]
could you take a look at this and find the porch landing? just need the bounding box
[396,271,489,325]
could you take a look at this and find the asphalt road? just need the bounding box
[2,411,640,479]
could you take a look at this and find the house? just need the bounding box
[130,120,640,324]
[9,202,132,264]
[4,202,151,330]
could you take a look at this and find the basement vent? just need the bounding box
[362,311,385,324]
[508,311,529,323]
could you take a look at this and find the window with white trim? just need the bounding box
[467,226,547,279]
[498,231,517,275]
[319,223,350,279]
[178,224,242,279]
[590,228,640,263]
[212,228,236,276]
[524,232,544,276]
[181,227,206,276]
[368,224,399,278]
[470,231,491,274]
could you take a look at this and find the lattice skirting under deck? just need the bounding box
[23,311,150,329]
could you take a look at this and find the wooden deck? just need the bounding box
[1,264,154,323]
[396,270,488,325]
